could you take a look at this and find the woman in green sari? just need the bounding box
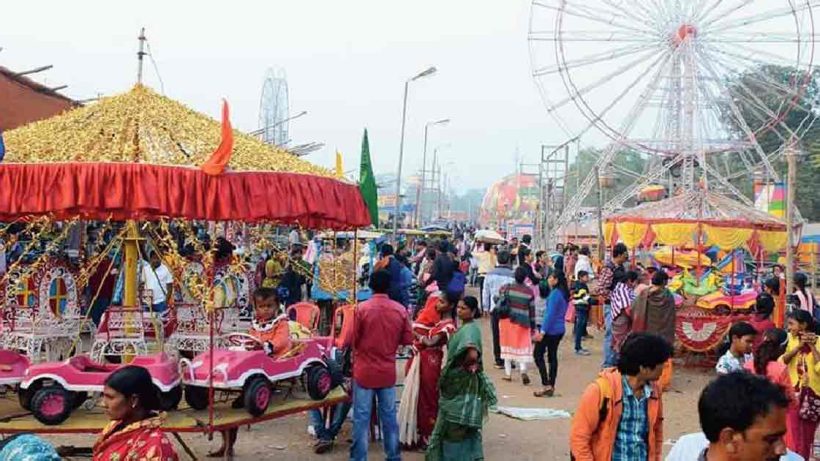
[426,296,498,461]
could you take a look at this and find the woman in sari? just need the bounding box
[399,291,458,449]
[426,296,497,461]
[93,366,178,461]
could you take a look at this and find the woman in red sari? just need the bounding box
[93,366,178,461]
[399,291,458,449]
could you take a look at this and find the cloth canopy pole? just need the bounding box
[696,223,703,286]
[730,249,736,310]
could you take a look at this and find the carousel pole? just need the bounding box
[696,223,703,286]
[121,29,149,362]
[730,249,736,310]
[352,230,359,305]
[123,221,141,308]
[136,28,146,85]
[785,142,797,300]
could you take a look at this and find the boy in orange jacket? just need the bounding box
[570,333,672,461]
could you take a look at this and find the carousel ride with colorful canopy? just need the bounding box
[0,84,369,434]
[604,188,797,353]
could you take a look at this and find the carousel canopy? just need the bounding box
[3,85,328,175]
[604,189,793,252]
[0,85,371,229]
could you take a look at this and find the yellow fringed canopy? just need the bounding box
[604,190,793,252]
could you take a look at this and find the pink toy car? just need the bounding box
[696,290,758,315]
[181,333,342,416]
[0,350,30,387]
[19,353,181,425]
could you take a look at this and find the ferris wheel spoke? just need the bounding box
[529,30,657,42]
[703,45,815,115]
[701,161,756,205]
[549,48,664,112]
[534,0,656,37]
[709,40,803,68]
[697,0,753,28]
[693,0,727,24]
[691,60,759,171]
[580,46,678,148]
[704,2,815,36]
[637,0,671,25]
[569,0,657,32]
[598,0,657,28]
[707,54,804,139]
[533,42,659,76]
[698,57,781,180]
[705,32,820,44]
[603,151,686,212]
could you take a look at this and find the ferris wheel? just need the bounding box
[529,0,819,232]
[258,67,290,146]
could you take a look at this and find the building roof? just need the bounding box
[0,66,76,105]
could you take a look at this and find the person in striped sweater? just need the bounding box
[499,266,537,385]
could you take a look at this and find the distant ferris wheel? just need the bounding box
[528,0,819,232]
[258,67,290,146]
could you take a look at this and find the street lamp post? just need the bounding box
[414,118,450,227]
[393,66,437,241]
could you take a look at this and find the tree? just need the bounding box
[717,65,820,221]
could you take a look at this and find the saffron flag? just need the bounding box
[358,129,379,227]
[0,131,5,163]
[335,151,344,179]
[200,100,234,176]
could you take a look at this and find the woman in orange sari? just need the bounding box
[93,366,178,461]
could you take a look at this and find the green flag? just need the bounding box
[359,129,379,227]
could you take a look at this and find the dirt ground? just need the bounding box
[49,287,716,460]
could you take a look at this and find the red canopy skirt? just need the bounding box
[0,163,371,229]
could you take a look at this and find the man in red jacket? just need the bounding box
[345,269,413,461]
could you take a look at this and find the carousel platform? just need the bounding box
[0,388,348,434]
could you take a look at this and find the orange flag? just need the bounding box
[201,99,234,176]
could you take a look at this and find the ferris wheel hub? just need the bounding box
[673,24,698,45]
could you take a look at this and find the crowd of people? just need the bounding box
[3,221,820,461]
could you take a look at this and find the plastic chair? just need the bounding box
[287,302,321,332]
[331,304,355,349]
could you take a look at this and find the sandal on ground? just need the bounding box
[533,387,554,397]
[501,375,512,382]
[314,439,334,454]
[521,373,531,385]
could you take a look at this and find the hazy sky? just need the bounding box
[1,0,560,192]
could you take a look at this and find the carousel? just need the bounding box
[0,83,370,445]
[604,188,796,354]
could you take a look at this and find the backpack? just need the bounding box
[593,376,613,424]
[495,285,512,319]
[538,277,550,299]
[570,376,613,461]
[446,270,467,296]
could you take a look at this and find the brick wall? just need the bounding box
[0,74,75,131]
